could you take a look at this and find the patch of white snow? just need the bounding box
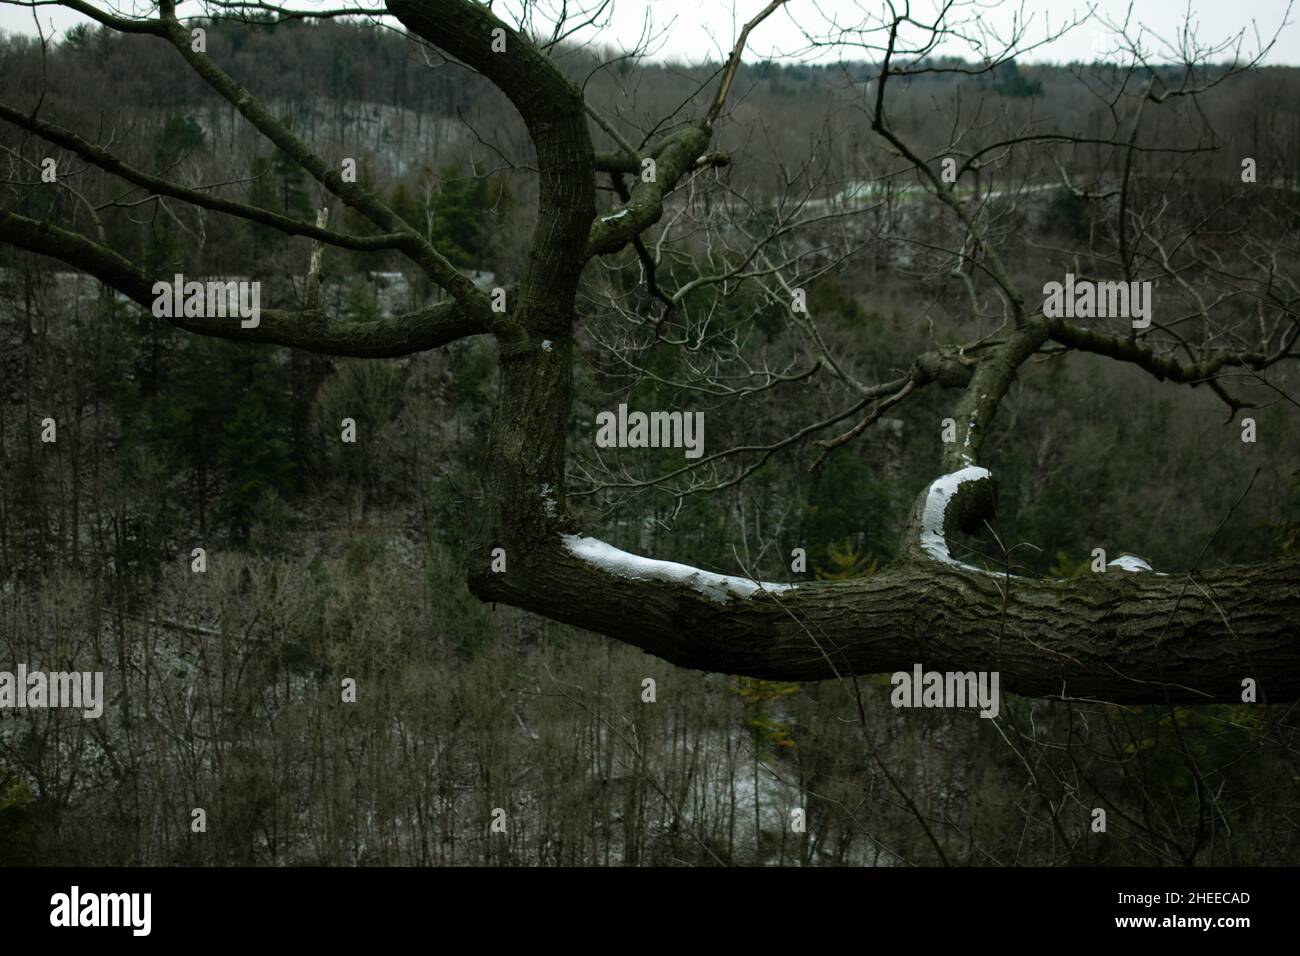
[920,465,990,565]
[917,465,1015,577]
[1107,554,1153,573]
[562,535,794,603]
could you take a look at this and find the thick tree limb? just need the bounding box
[468,535,1300,703]
[389,0,595,336]
[0,212,486,355]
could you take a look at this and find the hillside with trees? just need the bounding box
[1,1,1299,867]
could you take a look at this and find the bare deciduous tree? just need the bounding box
[2,0,1298,706]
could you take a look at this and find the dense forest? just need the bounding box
[2,8,1300,866]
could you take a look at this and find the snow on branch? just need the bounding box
[918,465,1002,574]
[1107,554,1161,573]
[561,535,794,603]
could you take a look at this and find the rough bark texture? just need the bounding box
[469,542,1300,703]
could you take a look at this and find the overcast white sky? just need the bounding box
[0,0,1296,64]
